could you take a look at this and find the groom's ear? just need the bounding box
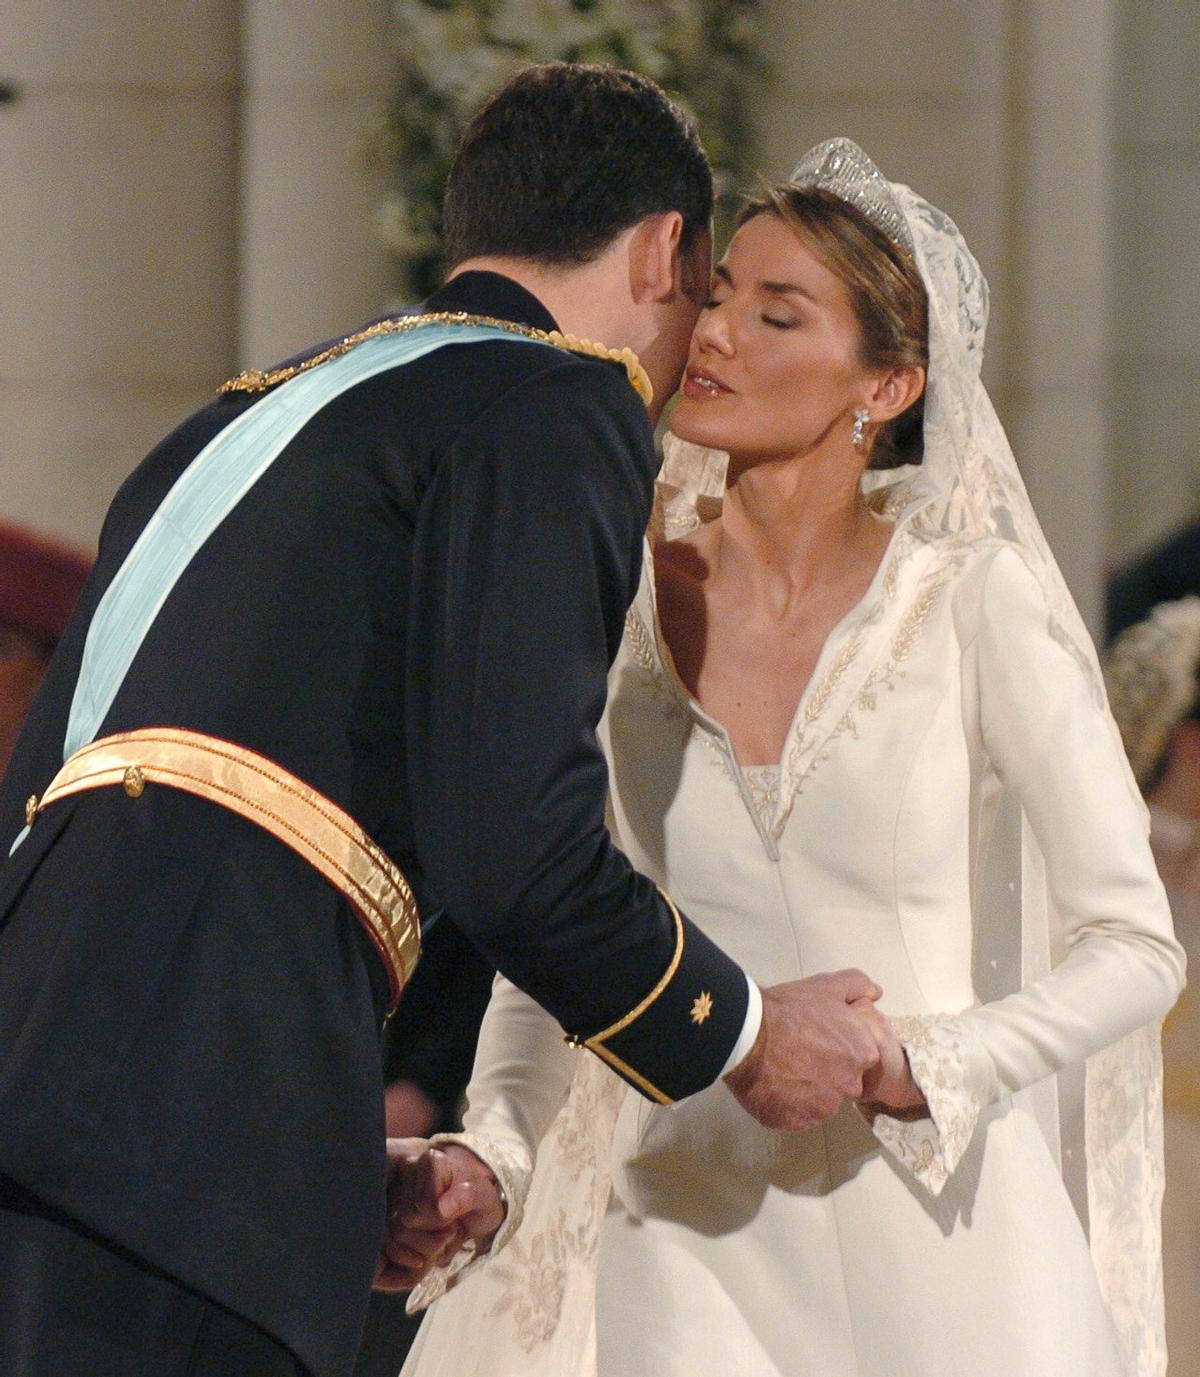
[627,211,685,305]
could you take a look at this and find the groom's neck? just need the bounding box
[446,252,638,353]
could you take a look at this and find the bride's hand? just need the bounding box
[374,1139,506,1291]
[852,1001,926,1114]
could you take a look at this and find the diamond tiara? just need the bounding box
[789,138,915,256]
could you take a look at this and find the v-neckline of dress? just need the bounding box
[631,494,939,854]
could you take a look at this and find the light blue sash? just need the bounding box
[10,323,551,856]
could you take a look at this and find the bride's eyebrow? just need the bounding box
[713,263,815,304]
[760,279,816,303]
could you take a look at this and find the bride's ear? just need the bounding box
[628,211,685,304]
[866,364,926,424]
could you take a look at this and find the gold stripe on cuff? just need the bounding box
[586,1042,673,1105]
[580,887,684,1071]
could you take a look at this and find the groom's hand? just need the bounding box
[724,970,883,1132]
[374,1138,506,1292]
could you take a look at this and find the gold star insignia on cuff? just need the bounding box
[690,991,713,1025]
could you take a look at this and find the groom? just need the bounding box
[0,63,882,1377]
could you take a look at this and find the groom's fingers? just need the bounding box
[823,968,883,1005]
[725,973,890,1130]
[384,1222,461,1268]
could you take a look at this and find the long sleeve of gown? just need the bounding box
[405,356,748,1103]
[406,971,579,1309]
[873,546,1186,1193]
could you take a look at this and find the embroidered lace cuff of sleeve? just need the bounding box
[867,1013,985,1197]
[404,1131,534,1315]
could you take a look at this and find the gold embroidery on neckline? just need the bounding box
[783,544,967,803]
[219,311,654,406]
[624,540,965,838]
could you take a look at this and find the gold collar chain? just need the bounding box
[219,311,653,407]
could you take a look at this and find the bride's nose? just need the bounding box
[691,303,735,357]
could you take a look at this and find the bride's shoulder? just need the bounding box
[933,537,1042,637]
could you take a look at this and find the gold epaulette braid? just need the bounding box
[218,311,654,408]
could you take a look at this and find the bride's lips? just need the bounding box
[681,366,734,401]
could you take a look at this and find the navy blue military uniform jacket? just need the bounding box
[0,273,748,1376]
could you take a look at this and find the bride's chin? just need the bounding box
[669,402,735,451]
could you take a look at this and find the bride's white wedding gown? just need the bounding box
[401,150,1182,1376]
[400,514,1183,1377]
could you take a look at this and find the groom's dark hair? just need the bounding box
[443,63,713,268]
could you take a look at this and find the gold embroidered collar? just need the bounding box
[219,311,653,407]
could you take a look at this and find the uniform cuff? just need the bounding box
[578,890,750,1103]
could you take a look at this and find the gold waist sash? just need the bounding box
[25,728,420,1010]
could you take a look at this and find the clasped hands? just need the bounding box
[723,968,926,1132]
[376,969,922,1291]
[374,1138,506,1293]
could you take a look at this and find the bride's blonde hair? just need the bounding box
[736,185,928,470]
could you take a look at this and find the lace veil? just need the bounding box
[661,138,1166,1377]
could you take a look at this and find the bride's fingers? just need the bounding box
[385,1222,461,1268]
[435,1178,478,1224]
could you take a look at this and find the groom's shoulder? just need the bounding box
[440,337,654,453]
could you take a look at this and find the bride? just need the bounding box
[394,140,1184,1376]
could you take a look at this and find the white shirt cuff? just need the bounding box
[720,975,763,1076]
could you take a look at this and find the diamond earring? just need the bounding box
[851,407,870,451]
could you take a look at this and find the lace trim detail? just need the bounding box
[869,1012,983,1197]
[1085,1022,1168,1377]
[404,1132,533,1313]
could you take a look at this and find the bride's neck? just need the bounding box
[711,451,884,599]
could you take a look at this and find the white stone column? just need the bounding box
[749,0,1012,387]
[238,0,395,369]
[0,1,241,547]
[999,0,1118,633]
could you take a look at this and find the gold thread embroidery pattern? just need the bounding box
[870,1012,983,1198]
[781,540,909,768]
[741,764,780,828]
[801,630,866,727]
[622,605,703,750]
[219,311,653,406]
[781,546,967,808]
[623,606,660,682]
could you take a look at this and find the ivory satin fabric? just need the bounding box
[402,527,1183,1377]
